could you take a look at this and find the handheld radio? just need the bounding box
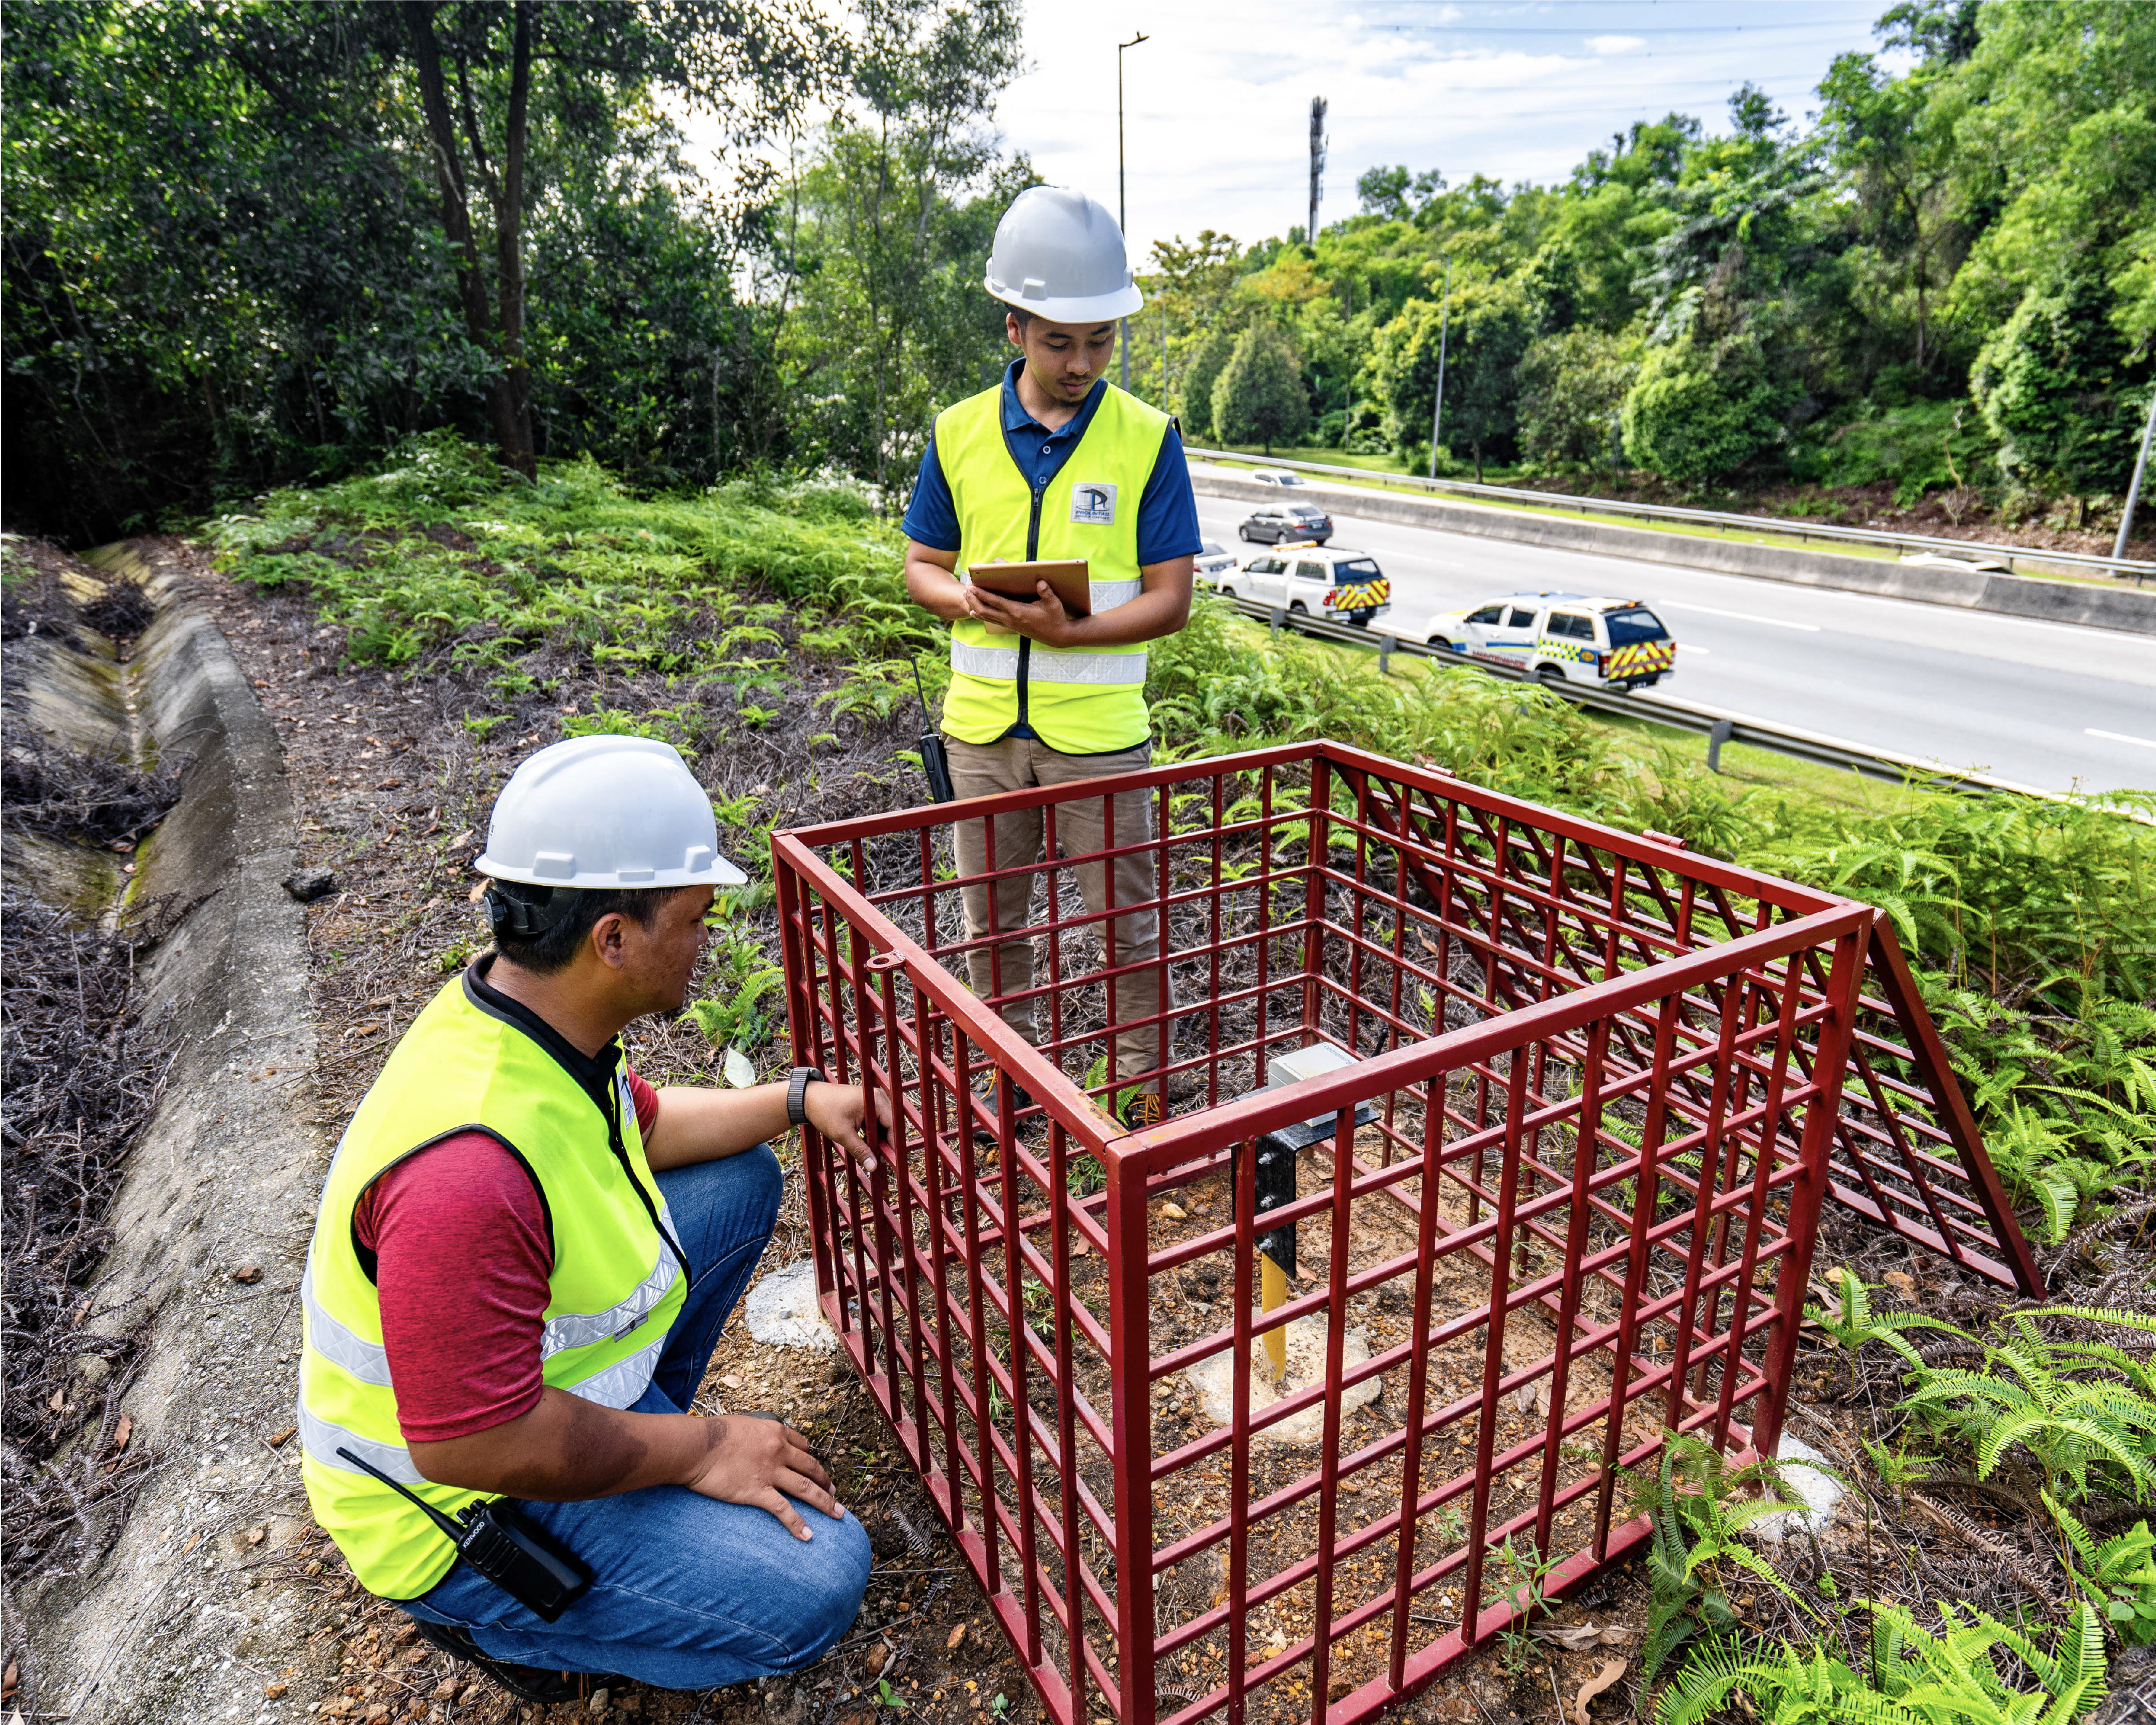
[910,658,955,804]
[336,1447,590,1621]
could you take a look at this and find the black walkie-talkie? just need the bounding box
[336,1447,591,1622]
[910,658,955,804]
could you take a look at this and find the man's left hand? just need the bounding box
[967,581,1083,649]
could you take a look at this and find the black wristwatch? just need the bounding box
[786,1066,826,1129]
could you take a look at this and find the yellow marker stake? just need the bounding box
[1259,1251,1288,1382]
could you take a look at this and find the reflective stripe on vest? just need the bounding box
[299,965,689,1600]
[935,382,1171,753]
[949,642,1149,685]
[300,1250,680,1390]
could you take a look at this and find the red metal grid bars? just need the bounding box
[771,742,2032,1725]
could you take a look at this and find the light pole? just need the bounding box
[1428,254,1451,480]
[2115,381,2156,568]
[1118,30,1148,392]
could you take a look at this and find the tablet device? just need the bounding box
[967,559,1092,618]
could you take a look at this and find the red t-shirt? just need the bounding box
[353,1067,662,1444]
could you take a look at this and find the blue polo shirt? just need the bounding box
[901,360,1203,565]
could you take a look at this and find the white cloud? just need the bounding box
[989,0,1878,257]
[681,1,1878,267]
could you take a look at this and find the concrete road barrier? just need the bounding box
[1194,472,2156,636]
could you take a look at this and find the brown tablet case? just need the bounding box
[967,559,1092,618]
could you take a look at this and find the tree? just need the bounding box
[1,0,826,534]
[1972,271,2153,503]
[1178,327,1236,441]
[1365,278,1532,479]
[1356,165,1445,224]
[1211,325,1308,452]
[1518,328,1641,471]
[391,1,838,476]
[1621,342,1781,485]
[776,0,1027,487]
[3,0,474,539]
[1818,48,1964,376]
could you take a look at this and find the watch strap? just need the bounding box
[787,1066,825,1129]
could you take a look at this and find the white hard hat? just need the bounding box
[984,186,1144,324]
[475,735,747,890]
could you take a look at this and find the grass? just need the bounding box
[201,432,2155,1229]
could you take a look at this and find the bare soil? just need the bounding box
[12,530,2141,1725]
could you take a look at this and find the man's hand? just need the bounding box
[683,1414,844,1541]
[967,580,1082,648]
[806,1080,891,1171]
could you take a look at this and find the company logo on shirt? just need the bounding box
[1069,482,1117,525]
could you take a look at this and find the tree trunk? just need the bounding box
[493,3,535,475]
[403,1,527,474]
[1474,442,1484,484]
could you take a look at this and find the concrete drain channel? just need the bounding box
[5,541,325,1723]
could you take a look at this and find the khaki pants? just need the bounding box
[946,735,1168,1095]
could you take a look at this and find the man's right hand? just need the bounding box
[682,1414,845,1541]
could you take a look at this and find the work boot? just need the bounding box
[408,1618,626,1704]
[971,1069,1034,1142]
[1118,1091,1165,1131]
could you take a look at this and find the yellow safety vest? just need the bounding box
[296,961,687,1599]
[937,381,1173,754]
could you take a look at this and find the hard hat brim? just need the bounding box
[472,852,750,890]
[984,275,1144,324]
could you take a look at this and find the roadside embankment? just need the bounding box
[1190,471,2156,636]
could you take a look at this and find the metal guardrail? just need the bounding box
[1187,448,2155,586]
[1224,593,2060,799]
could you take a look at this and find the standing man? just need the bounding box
[298,736,873,1700]
[902,186,1201,1131]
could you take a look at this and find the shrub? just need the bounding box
[1788,397,2003,505]
[1518,326,1640,471]
[1621,341,1781,484]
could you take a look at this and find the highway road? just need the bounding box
[1193,487,2156,796]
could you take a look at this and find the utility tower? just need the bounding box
[1307,96,1328,247]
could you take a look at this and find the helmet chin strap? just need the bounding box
[484,879,575,941]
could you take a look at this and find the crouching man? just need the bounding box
[297,736,873,1701]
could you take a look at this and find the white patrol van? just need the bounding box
[1422,591,1677,690]
[1206,541,1393,626]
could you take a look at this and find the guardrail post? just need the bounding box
[1269,606,1286,634]
[1377,635,1393,676]
[1706,718,1735,774]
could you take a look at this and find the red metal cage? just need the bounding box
[772,742,2035,1725]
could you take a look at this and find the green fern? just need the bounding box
[1628,1431,1822,1682]
[1806,1267,1974,1394]
[679,925,786,1055]
[2049,1492,2156,1646]
[1656,1600,2107,1725]
[1903,1309,2156,1530]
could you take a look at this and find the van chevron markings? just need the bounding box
[1195,492,2156,796]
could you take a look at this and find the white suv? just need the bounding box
[1420,591,1677,690]
[1208,542,1392,626]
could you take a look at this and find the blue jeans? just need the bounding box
[401,1148,872,1689]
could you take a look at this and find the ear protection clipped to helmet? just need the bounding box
[483,879,574,941]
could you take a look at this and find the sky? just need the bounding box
[991,0,1904,261]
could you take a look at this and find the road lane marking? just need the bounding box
[2088,727,2156,750]
[1658,601,1820,632]
[1678,643,1710,654]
